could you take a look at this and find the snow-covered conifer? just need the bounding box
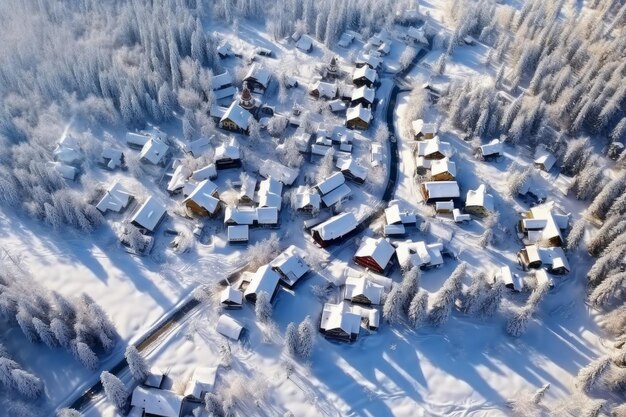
[587,216,626,256]
[531,383,550,405]
[255,291,272,324]
[284,322,298,356]
[50,318,73,349]
[429,262,467,326]
[589,271,626,307]
[33,318,58,349]
[576,356,611,393]
[100,371,128,410]
[481,280,505,317]
[315,148,335,183]
[57,408,83,417]
[297,316,315,360]
[73,341,99,370]
[580,400,605,417]
[16,306,39,344]
[11,368,44,399]
[383,285,403,324]
[400,267,420,311]
[588,174,626,220]
[125,345,149,382]
[506,306,532,337]
[204,392,224,416]
[408,290,428,328]
[462,272,490,315]
[565,218,586,252]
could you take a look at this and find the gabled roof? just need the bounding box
[312,212,358,241]
[328,99,347,112]
[416,137,452,157]
[256,207,279,224]
[244,265,281,299]
[321,183,351,207]
[258,192,282,210]
[131,196,167,232]
[216,314,244,340]
[271,250,309,286]
[534,151,556,171]
[184,180,220,213]
[244,64,271,89]
[320,301,361,336]
[423,181,460,199]
[101,147,123,169]
[259,177,283,196]
[337,158,367,181]
[351,86,376,104]
[346,104,372,123]
[465,184,494,212]
[191,164,217,181]
[167,165,192,192]
[371,143,384,167]
[344,276,384,305]
[51,162,77,180]
[215,138,240,161]
[395,241,444,269]
[239,174,257,201]
[407,27,428,44]
[412,119,437,136]
[126,132,151,147]
[356,52,382,69]
[311,81,337,99]
[227,225,249,242]
[212,71,233,90]
[140,138,169,165]
[431,158,456,178]
[480,139,503,156]
[96,181,133,213]
[354,237,395,270]
[316,172,346,195]
[539,246,570,272]
[221,101,253,130]
[131,387,182,417]
[294,187,321,210]
[296,35,313,51]
[353,66,377,83]
[496,265,523,291]
[184,137,211,157]
[224,207,256,225]
[220,286,243,305]
[184,366,218,398]
[259,160,299,186]
[525,202,569,244]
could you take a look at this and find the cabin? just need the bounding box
[496,265,523,292]
[257,177,283,210]
[518,201,569,247]
[296,35,313,52]
[255,207,279,228]
[130,387,182,417]
[352,66,377,88]
[140,137,170,166]
[539,246,571,275]
[244,265,281,303]
[431,158,456,181]
[534,150,557,172]
[227,225,249,245]
[311,212,359,247]
[354,237,395,274]
[328,99,347,113]
[191,164,217,181]
[54,136,82,166]
[412,119,437,140]
[421,181,460,204]
[259,159,299,186]
[416,137,451,160]
[96,181,133,214]
[220,286,243,309]
[184,136,211,157]
[435,200,454,214]
[338,32,355,48]
[355,53,382,70]
[384,204,417,226]
[51,162,77,180]
[126,132,151,149]
[131,196,167,233]
[184,366,218,401]
[271,249,310,288]
[183,180,221,217]
[346,104,372,130]
[214,139,241,169]
[216,314,244,340]
[243,64,271,92]
[478,139,503,160]
[319,302,361,342]
[395,241,444,270]
[239,174,257,205]
[224,207,256,226]
[465,184,494,217]
[517,244,542,269]
[315,172,345,195]
[219,101,253,133]
[100,147,124,170]
[166,164,192,194]
[337,158,367,184]
[351,86,376,108]
[310,81,338,100]
[344,276,384,305]
[452,208,471,223]
[407,27,428,45]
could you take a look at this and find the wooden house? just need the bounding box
[183,180,220,217]
[465,184,494,217]
[430,158,456,181]
[353,237,395,274]
[346,104,372,130]
[311,212,358,247]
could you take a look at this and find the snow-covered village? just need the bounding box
[0,0,626,416]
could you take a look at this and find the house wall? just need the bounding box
[432,171,454,181]
[465,205,488,217]
[354,256,385,274]
[347,118,369,130]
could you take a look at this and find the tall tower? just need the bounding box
[239,84,255,110]
[327,56,338,77]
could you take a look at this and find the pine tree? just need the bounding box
[255,291,272,324]
[16,306,39,344]
[407,290,428,328]
[297,316,314,360]
[462,272,491,315]
[33,318,58,349]
[101,371,128,410]
[576,356,611,393]
[204,392,224,416]
[565,218,586,252]
[580,400,605,417]
[383,285,403,324]
[588,173,626,220]
[587,216,626,256]
[588,245,626,286]
[11,369,44,399]
[57,408,83,417]
[481,280,505,317]
[429,263,467,326]
[400,267,420,311]
[73,341,99,370]
[589,271,626,307]
[50,318,73,349]
[284,322,299,356]
[506,306,532,337]
[125,345,149,382]
[531,383,550,405]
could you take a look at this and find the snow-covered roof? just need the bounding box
[215,138,240,161]
[126,132,151,147]
[338,32,355,47]
[311,81,337,99]
[378,42,391,54]
[337,158,367,181]
[244,64,271,89]
[51,162,77,180]
[411,119,437,136]
[244,265,281,299]
[431,158,456,178]
[217,42,234,57]
[353,66,377,83]
[296,35,313,51]
[524,244,542,264]
[346,104,372,124]
[227,225,249,242]
[212,71,233,90]
[534,151,556,171]
[344,276,384,305]
[224,207,256,225]
[256,207,279,224]
[328,99,347,112]
[354,237,395,271]
[259,177,283,196]
[453,208,471,222]
[316,172,345,195]
[480,139,503,156]
[192,164,217,181]
[131,196,166,232]
[220,286,244,305]
[423,181,460,199]
[184,136,211,157]
[312,144,332,156]
[465,184,494,212]
[259,160,299,186]
[496,266,523,291]
[140,138,169,165]
[395,241,444,269]
[320,301,361,336]
[525,202,569,244]
[539,246,570,272]
[239,174,257,201]
[96,181,133,213]
[145,368,164,389]
[271,250,309,286]
[167,165,192,192]
[216,315,244,340]
[54,143,82,165]
[184,180,220,213]
[214,86,237,100]
[371,143,384,167]
[351,86,376,104]
[295,187,322,211]
[101,147,123,170]
[385,205,403,225]
[416,137,452,158]
[258,192,282,210]
[435,200,455,211]
[321,183,352,207]
[184,366,218,398]
[384,224,406,236]
[221,101,253,130]
[312,212,358,241]
[407,27,428,44]
[355,53,382,69]
[130,386,182,417]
